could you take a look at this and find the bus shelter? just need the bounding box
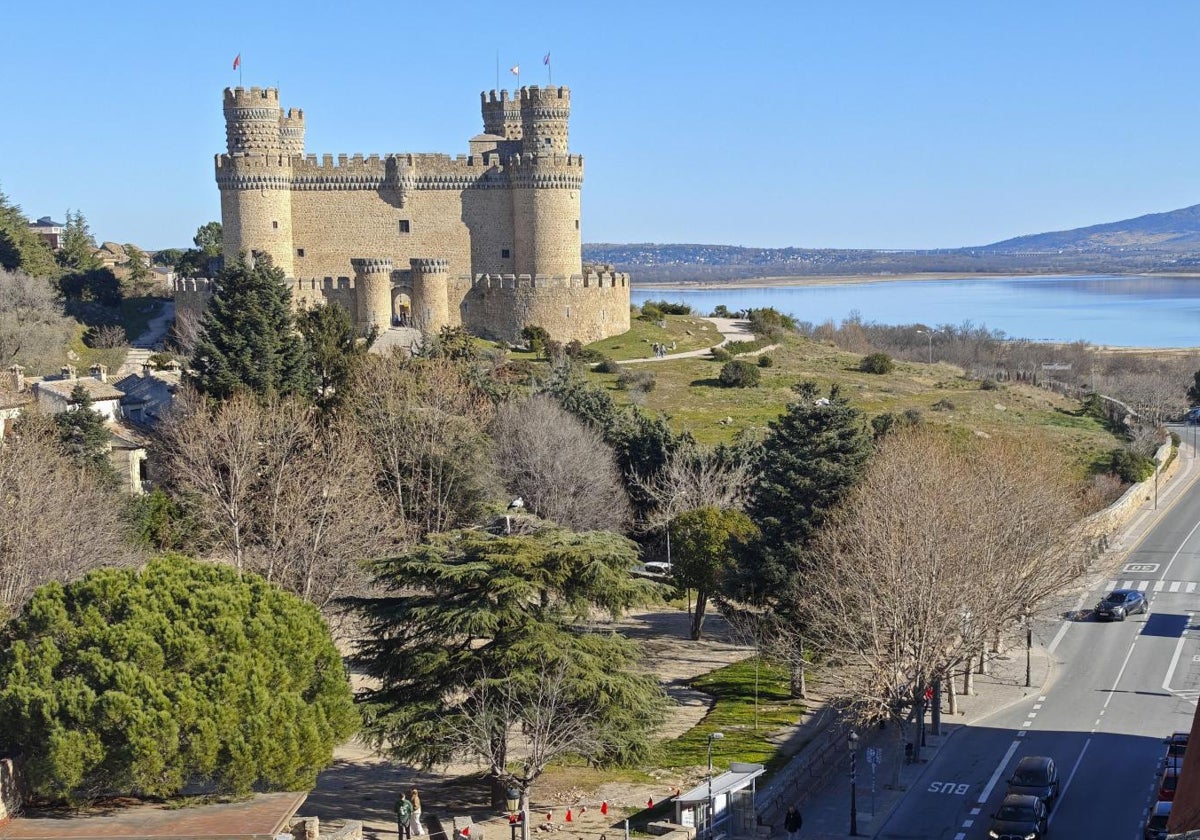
[674,762,765,839]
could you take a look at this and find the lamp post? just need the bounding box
[848,731,859,836]
[506,788,521,840]
[1025,614,1033,688]
[706,732,724,839]
[916,329,939,365]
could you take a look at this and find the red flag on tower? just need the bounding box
[232,53,241,70]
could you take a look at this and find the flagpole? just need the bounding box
[495,50,499,92]
[546,53,552,86]
[239,51,243,86]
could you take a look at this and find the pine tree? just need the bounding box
[56,210,100,271]
[0,189,56,277]
[189,252,311,401]
[54,383,119,487]
[298,301,373,411]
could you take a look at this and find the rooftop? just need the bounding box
[34,378,125,403]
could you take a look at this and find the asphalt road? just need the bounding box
[876,438,1200,839]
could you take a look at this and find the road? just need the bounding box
[876,434,1200,839]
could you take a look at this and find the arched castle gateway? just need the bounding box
[175,85,631,344]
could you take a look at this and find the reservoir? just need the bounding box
[630,274,1200,348]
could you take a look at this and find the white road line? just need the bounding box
[1122,579,1135,588]
[1138,581,1150,591]
[1171,581,1182,592]
[1104,641,1138,710]
[978,740,1021,804]
[1107,579,1117,589]
[1161,517,1200,582]
[1155,580,1166,592]
[1048,738,1091,827]
[1189,583,1197,594]
[970,807,980,815]
[1048,593,1088,655]
[1038,696,1046,701]
[1163,614,1194,693]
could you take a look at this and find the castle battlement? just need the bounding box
[472,271,629,290]
[224,86,281,107]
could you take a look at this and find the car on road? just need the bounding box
[1095,588,1148,621]
[641,561,673,577]
[1186,407,1200,425]
[1158,764,1181,801]
[1145,800,1172,840]
[1165,731,1188,768]
[1006,755,1059,806]
[988,793,1048,839]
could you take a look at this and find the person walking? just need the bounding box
[410,788,425,836]
[783,804,803,840]
[395,792,414,840]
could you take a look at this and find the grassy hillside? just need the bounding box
[585,319,1122,478]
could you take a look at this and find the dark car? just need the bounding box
[1095,588,1148,621]
[1145,800,1172,840]
[1166,731,1189,769]
[1159,764,1181,801]
[1007,755,1059,806]
[988,793,1048,839]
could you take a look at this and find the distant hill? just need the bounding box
[981,204,1200,253]
[584,204,1200,282]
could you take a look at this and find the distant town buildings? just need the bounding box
[27,216,64,250]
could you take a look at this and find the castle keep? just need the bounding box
[175,84,630,344]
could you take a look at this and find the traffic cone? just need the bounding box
[600,802,609,816]
[566,809,573,823]
[462,828,470,838]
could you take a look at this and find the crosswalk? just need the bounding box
[1105,579,1200,593]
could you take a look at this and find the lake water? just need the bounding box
[630,274,1200,348]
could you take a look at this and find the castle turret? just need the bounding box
[279,108,306,157]
[482,90,522,140]
[519,86,570,155]
[352,257,393,331]
[217,87,295,275]
[410,258,450,333]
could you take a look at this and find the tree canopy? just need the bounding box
[350,523,665,800]
[669,506,757,640]
[53,383,119,487]
[0,555,358,804]
[0,190,56,277]
[189,253,311,401]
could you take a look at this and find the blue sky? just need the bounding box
[2,0,1199,251]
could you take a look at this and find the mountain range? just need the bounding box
[583,204,1200,282]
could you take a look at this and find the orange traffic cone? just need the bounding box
[600,802,609,816]
[462,828,470,838]
[566,809,573,823]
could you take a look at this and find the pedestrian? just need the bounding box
[783,804,802,840]
[410,788,424,836]
[395,792,414,840]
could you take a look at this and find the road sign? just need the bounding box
[866,747,881,767]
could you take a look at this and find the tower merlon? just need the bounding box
[224,86,281,107]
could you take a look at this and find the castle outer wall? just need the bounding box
[191,85,630,345]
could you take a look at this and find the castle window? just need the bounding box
[297,248,305,257]
[575,220,580,230]
[399,220,411,233]
[566,306,571,318]
[544,138,552,146]
[272,220,279,230]
[501,248,511,259]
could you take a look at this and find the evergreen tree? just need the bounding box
[669,507,757,640]
[54,383,119,487]
[56,210,100,271]
[1189,369,1200,406]
[122,243,153,296]
[739,382,872,601]
[298,301,373,411]
[189,253,311,401]
[0,556,358,804]
[193,221,223,256]
[350,523,666,802]
[0,189,56,277]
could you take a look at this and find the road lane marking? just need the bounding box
[1138,581,1150,591]
[1048,593,1088,655]
[1103,640,1138,710]
[977,739,1021,804]
[1107,579,1117,589]
[1156,580,1166,592]
[1189,583,1197,594]
[1160,516,1200,581]
[1172,581,1182,592]
[1048,738,1091,827]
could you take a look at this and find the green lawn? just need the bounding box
[588,315,722,361]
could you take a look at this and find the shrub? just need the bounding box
[980,378,1001,391]
[711,347,733,362]
[595,357,623,374]
[1110,448,1156,483]
[521,325,551,356]
[0,556,358,804]
[903,408,924,426]
[642,299,692,315]
[719,360,761,388]
[860,352,895,375]
[746,307,796,337]
[757,354,774,368]
[563,341,606,364]
[617,369,657,393]
[638,303,664,322]
[932,398,956,411]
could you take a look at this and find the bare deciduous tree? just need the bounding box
[168,307,203,358]
[802,429,1082,763]
[0,268,74,373]
[633,443,753,530]
[347,354,499,541]
[0,417,138,618]
[492,394,631,532]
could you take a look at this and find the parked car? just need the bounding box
[1165,731,1189,768]
[1186,407,1200,425]
[1007,756,1059,806]
[641,561,673,577]
[1145,800,1172,840]
[988,793,1048,839]
[1158,764,1181,801]
[1095,588,1148,621]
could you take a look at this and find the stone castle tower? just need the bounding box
[175,84,630,344]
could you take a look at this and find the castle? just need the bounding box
[173,84,631,344]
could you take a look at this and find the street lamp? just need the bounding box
[916,329,940,365]
[706,732,724,839]
[848,730,859,836]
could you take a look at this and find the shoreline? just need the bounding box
[631,271,1200,290]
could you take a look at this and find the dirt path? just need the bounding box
[305,607,755,839]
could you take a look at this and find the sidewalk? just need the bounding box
[781,436,1200,840]
[619,318,776,364]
